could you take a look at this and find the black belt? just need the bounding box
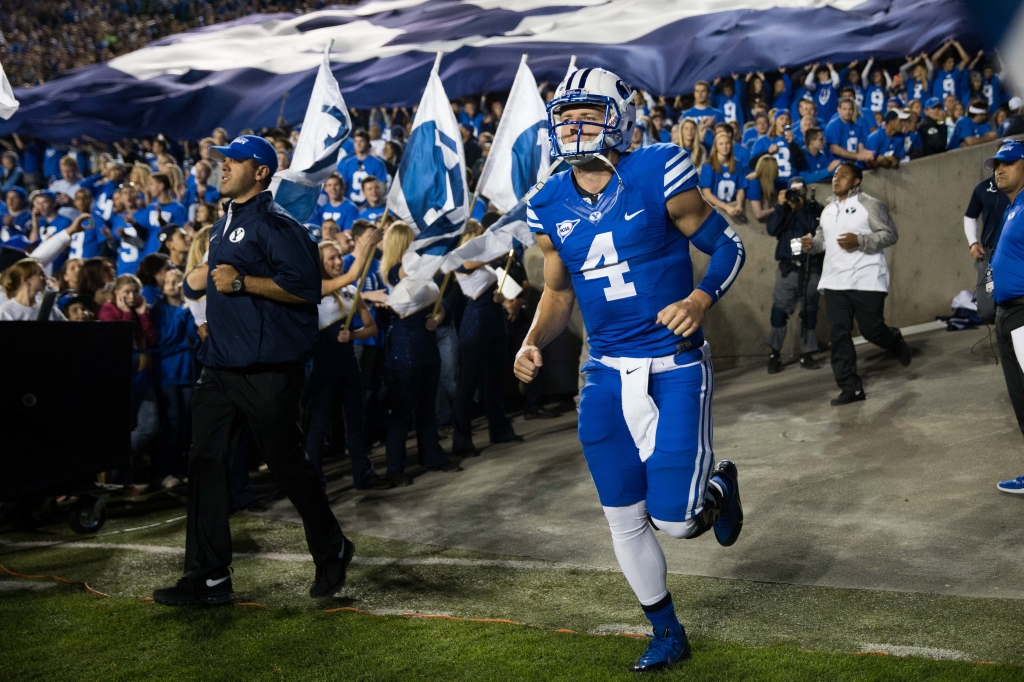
[998,296,1024,309]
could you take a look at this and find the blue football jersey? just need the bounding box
[527,144,706,359]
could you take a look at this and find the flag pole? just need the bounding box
[431,272,451,318]
[342,206,389,331]
[497,248,515,295]
[277,91,289,126]
[432,51,444,75]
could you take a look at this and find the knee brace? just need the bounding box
[770,306,789,328]
[649,479,724,539]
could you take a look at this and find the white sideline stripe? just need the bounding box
[852,320,945,346]
[0,540,612,572]
[860,643,972,661]
[0,580,55,591]
[590,623,646,636]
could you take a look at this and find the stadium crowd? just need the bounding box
[1,31,1023,495]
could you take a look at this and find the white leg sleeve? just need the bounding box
[649,517,698,539]
[603,502,669,607]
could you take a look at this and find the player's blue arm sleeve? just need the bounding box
[689,210,745,305]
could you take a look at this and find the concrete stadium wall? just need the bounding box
[524,138,1012,377]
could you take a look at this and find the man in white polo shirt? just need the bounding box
[802,162,911,406]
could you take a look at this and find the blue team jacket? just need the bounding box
[199,191,321,370]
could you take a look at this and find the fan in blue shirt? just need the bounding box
[839,59,868,109]
[825,99,874,167]
[356,176,387,225]
[681,81,725,147]
[982,65,1006,110]
[804,63,841,123]
[751,111,798,187]
[931,40,971,100]
[771,70,794,112]
[700,132,748,220]
[1,187,31,239]
[796,128,839,184]
[457,100,485,137]
[712,75,748,127]
[308,175,359,241]
[864,63,891,115]
[139,188,189,256]
[866,110,909,166]
[336,130,389,208]
[948,100,997,150]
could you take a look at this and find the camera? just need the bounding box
[785,188,803,203]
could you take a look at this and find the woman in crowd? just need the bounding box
[304,239,387,491]
[0,257,65,320]
[57,256,82,294]
[98,273,159,493]
[751,110,796,189]
[130,163,152,205]
[136,252,172,305]
[380,222,461,487]
[700,131,748,221]
[183,226,210,342]
[746,154,779,222]
[381,141,402,180]
[77,256,116,307]
[151,267,195,490]
[677,118,706,169]
[451,220,519,458]
[192,202,216,231]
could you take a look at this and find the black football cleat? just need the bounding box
[153,568,235,606]
[310,537,355,598]
[710,461,743,547]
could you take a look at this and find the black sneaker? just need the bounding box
[385,471,413,487]
[799,353,820,370]
[831,389,866,406]
[710,461,743,547]
[767,351,782,374]
[892,328,912,367]
[153,569,235,606]
[310,538,355,598]
[523,408,559,420]
[427,458,463,473]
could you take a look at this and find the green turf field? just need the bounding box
[2,498,1022,681]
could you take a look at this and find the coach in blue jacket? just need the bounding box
[154,136,353,607]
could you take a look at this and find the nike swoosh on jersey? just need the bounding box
[626,366,641,374]
[206,576,230,587]
[624,209,644,220]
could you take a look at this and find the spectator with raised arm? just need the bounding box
[931,39,971,101]
[804,62,841,122]
[899,52,932,103]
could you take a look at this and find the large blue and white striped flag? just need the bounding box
[269,43,351,223]
[386,54,469,316]
[475,55,551,214]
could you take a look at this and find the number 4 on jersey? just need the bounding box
[582,232,637,301]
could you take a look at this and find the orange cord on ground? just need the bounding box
[0,563,109,597]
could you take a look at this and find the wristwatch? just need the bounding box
[231,273,247,293]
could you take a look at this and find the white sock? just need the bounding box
[602,502,668,606]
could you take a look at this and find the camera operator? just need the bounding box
[765,177,823,373]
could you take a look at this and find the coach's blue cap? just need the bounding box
[924,97,942,110]
[985,139,1024,169]
[211,135,278,176]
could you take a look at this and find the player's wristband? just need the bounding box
[689,210,745,304]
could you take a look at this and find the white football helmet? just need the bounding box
[547,68,636,165]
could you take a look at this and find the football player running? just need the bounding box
[514,68,746,673]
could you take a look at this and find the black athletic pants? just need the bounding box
[823,289,902,393]
[996,302,1024,440]
[452,331,516,454]
[385,363,447,473]
[184,364,345,576]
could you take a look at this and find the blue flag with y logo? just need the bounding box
[386,60,468,316]
[476,56,551,214]
[270,44,351,224]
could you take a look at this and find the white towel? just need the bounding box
[619,358,659,462]
[1012,326,1024,374]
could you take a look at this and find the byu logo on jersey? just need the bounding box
[844,207,856,214]
[230,227,246,243]
[589,211,602,222]
[556,219,579,241]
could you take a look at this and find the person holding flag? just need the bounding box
[375,53,469,483]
